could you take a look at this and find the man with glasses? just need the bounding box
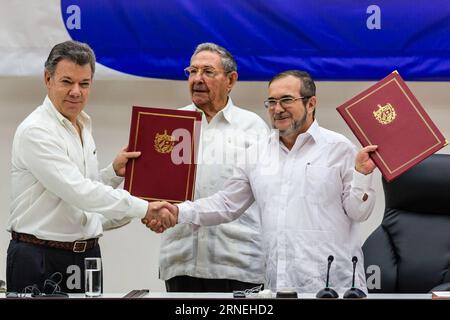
[150,70,378,294]
[157,42,269,292]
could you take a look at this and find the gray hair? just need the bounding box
[191,42,237,73]
[45,40,96,78]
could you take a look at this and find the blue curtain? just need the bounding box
[62,0,450,80]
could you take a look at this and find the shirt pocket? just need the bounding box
[304,165,342,204]
[213,222,263,269]
[291,230,333,274]
[290,229,353,291]
[289,230,336,290]
[160,224,194,264]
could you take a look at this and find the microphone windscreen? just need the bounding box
[328,255,334,263]
[352,256,358,263]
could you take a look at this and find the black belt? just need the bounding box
[12,231,98,253]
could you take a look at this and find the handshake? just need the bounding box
[141,201,179,233]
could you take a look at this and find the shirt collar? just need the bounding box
[269,119,323,150]
[220,97,235,124]
[304,120,321,144]
[191,97,235,125]
[42,95,92,130]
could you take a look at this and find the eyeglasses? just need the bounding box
[263,96,310,109]
[184,66,225,79]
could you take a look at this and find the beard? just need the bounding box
[272,111,308,137]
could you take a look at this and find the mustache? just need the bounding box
[273,112,291,120]
[193,85,208,91]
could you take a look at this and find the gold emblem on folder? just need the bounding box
[154,130,175,153]
[373,103,396,125]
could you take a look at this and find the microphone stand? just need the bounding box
[343,256,367,299]
[316,255,339,298]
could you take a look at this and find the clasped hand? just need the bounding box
[141,201,179,233]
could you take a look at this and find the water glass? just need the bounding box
[84,257,102,297]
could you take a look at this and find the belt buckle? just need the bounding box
[73,241,87,253]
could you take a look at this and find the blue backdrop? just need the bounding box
[62,0,450,81]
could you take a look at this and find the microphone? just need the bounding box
[316,255,339,298]
[351,256,358,288]
[343,256,367,299]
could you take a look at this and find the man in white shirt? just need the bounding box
[7,40,165,294]
[149,70,378,294]
[158,43,268,292]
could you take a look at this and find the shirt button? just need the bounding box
[362,193,369,201]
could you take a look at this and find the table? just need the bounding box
[0,292,433,299]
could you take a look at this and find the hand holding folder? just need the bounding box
[337,71,447,182]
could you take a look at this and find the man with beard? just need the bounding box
[157,43,268,292]
[149,70,379,294]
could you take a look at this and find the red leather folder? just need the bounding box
[124,106,202,202]
[337,71,447,182]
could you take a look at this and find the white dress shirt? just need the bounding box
[8,96,148,241]
[178,120,376,293]
[159,98,269,284]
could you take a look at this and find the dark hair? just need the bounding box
[269,70,316,97]
[191,42,237,73]
[45,40,96,78]
[269,70,316,117]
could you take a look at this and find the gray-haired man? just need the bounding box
[158,43,269,292]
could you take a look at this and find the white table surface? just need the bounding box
[0,292,433,299]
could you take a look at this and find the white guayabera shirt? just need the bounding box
[178,121,376,293]
[8,96,148,241]
[159,98,269,284]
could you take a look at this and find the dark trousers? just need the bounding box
[6,239,101,294]
[166,275,263,292]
